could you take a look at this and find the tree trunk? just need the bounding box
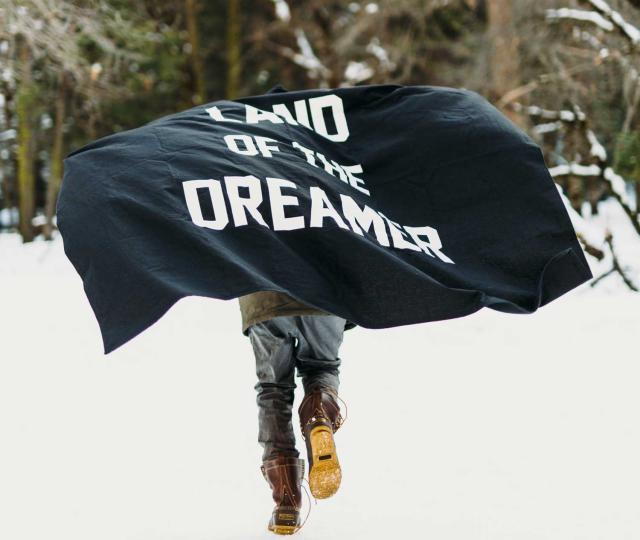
[44,73,67,240]
[185,0,206,104]
[16,39,35,243]
[0,86,15,224]
[226,0,241,99]
[486,0,521,124]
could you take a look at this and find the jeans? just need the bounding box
[247,315,346,462]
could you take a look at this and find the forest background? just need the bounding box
[1,0,639,290]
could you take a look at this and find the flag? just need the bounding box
[57,84,592,353]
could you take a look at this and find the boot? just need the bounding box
[261,455,306,535]
[298,387,345,499]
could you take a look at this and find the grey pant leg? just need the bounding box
[248,317,300,461]
[248,314,347,461]
[294,315,346,395]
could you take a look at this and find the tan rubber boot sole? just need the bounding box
[307,425,342,499]
[268,524,298,535]
[267,508,300,535]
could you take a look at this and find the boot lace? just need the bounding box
[334,393,348,430]
[297,478,317,532]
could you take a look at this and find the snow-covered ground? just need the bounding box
[1,218,639,540]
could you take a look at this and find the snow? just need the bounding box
[271,0,291,22]
[573,27,604,49]
[587,129,607,161]
[532,121,562,134]
[30,213,55,228]
[364,3,379,14]
[604,166,636,211]
[344,61,374,84]
[90,62,103,81]
[1,223,639,539]
[0,128,15,141]
[0,207,18,227]
[366,38,396,71]
[546,8,614,32]
[292,29,330,81]
[1,67,14,84]
[588,0,640,44]
[558,109,577,121]
[512,104,584,122]
[557,184,606,249]
[551,166,639,235]
[548,162,601,177]
[526,107,636,222]
[550,163,639,226]
[583,198,640,287]
[612,11,640,44]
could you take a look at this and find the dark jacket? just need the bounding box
[238,291,356,335]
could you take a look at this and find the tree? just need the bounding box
[511,0,640,289]
[185,0,206,104]
[0,0,187,240]
[15,36,35,242]
[486,0,522,123]
[226,0,241,99]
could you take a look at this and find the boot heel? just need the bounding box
[268,505,300,535]
[307,424,341,499]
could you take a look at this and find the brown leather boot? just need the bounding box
[261,455,306,535]
[298,387,345,499]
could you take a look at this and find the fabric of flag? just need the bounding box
[57,84,592,353]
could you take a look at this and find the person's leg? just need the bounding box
[293,315,346,394]
[248,317,301,462]
[293,314,347,499]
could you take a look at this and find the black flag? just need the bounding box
[57,84,592,353]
